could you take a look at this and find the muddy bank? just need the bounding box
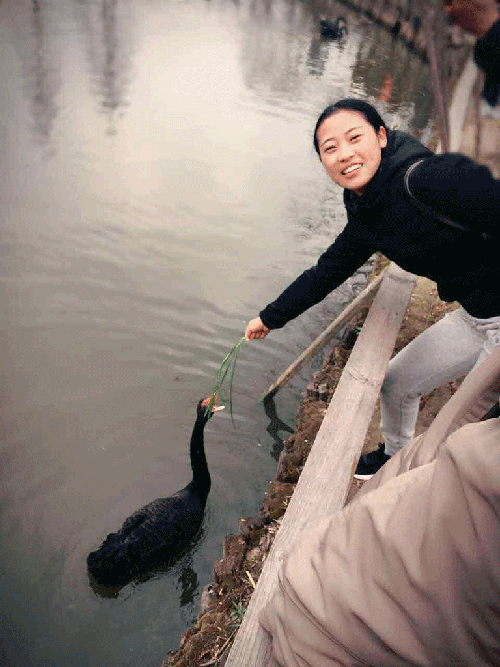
[162,255,459,667]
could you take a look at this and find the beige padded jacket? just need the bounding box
[260,349,500,666]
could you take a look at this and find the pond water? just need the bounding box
[0,0,433,664]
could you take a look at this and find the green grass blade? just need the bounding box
[228,339,244,424]
[205,336,246,419]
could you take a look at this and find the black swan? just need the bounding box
[319,17,348,39]
[87,397,224,587]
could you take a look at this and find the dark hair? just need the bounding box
[313,98,387,155]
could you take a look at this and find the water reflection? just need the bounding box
[25,0,60,145]
[10,0,434,154]
[262,396,294,460]
[89,543,201,605]
[307,16,349,78]
[306,35,329,77]
[237,0,432,136]
[351,23,432,136]
[75,0,133,133]
[239,0,351,109]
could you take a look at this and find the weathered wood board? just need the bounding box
[225,263,417,667]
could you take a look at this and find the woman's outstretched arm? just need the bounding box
[246,221,375,335]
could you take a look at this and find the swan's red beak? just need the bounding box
[202,396,225,413]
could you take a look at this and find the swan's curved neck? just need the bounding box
[189,418,211,496]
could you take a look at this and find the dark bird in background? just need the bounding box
[87,397,224,588]
[319,17,349,39]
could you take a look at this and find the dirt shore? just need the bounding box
[163,44,500,667]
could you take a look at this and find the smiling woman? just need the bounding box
[314,102,387,195]
[245,97,500,480]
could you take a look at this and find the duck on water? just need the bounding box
[319,17,349,39]
[87,397,224,589]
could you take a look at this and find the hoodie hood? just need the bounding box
[344,129,431,213]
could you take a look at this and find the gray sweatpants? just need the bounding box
[381,307,500,456]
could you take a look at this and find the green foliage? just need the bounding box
[229,600,247,629]
[205,336,246,423]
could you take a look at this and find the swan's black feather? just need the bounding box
[87,399,218,587]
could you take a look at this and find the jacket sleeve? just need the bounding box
[260,417,500,667]
[474,18,500,82]
[259,222,375,329]
[408,153,500,237]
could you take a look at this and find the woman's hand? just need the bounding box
[245,317,270,341]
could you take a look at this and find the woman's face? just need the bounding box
[316,109,387,195]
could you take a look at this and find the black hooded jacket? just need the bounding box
[474,18,500,107]
[259,130,500,329]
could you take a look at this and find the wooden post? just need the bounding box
[423,6,450,152]
[225,263,416,667]
[263,269,386,399]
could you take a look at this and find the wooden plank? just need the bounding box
[447,56,478,153]
[262,269,386,399]
[225,263,417,667]
[423,7,450,152]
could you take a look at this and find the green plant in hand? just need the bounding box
[205,336,246,423]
